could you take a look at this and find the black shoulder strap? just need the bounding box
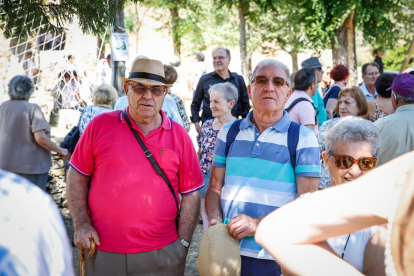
[285,98,318,126]
[225,119,243,156]
[287,121,301,169]
[285,98,314,112]
[121,109,180,231]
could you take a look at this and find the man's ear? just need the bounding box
[247,84,252,100]
[123,83,129,96]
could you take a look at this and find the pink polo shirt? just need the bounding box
[284,90,319,135]
[69,108,204,254]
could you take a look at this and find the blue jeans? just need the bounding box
[241,256,282,276]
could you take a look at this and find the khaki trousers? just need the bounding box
[85,239,186,276]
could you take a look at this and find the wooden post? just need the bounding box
[400,39,414,73]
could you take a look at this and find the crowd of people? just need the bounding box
[0,45,414,276]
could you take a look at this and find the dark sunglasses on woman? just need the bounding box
[329,153,377,171]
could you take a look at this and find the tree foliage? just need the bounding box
[0,0,142,38]
[383,43,414,71]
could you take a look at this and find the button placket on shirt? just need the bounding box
[252,125,262,155]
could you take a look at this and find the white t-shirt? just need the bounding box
[0,170,74,275]
[26,59,37,81]
[327,226,377,272]
[114,96,128,111]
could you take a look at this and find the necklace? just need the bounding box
[341,234,351,259]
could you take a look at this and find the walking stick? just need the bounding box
[80,238,95,276]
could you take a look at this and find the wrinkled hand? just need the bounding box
[195,122,201,134]
[209,218,222,227]
[74,223,100,250]
[228,214,260,239]
[59,148,69,159]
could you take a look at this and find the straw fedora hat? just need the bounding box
[120,59,167,86]
[198,224,241,276]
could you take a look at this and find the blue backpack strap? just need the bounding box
[225,119,243,156]
[288,121,301,169]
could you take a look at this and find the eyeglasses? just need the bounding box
[329,153,377,171]
[366,72,380,77]
[128,83,166,96]
[251,75,290,87]
[213,56,228,61]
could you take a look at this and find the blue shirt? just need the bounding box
[312,85,327,126]
[360,83,377,101]
[212,111,321,260]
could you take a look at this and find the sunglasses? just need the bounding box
[329,153,377,171]
[128,83,166,97]
[251,75,290,87]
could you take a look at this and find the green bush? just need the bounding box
[383,44,414,71]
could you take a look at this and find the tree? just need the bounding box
[0,0,142,38]
[294,0,414,85]
[383,42,414,71]
[143,0,204,61]
[124,2,151,53]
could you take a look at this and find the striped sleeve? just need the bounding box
[295,126,321,177]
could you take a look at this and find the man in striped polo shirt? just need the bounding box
[206,59,321,276]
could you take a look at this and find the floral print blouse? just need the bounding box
[197,119,220,175]
[78,105,113,136]
[317,117,340,189]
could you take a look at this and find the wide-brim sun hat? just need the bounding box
[198,224,241,276]
[120,58,168,86]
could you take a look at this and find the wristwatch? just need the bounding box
[180,238,190,248]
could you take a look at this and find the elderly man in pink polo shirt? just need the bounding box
[67,59,204,276]
[285,68,319,134]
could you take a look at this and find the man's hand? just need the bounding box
[209,218,222,227]
[195,122,201,133]
[228,214,260,239]
[59,148,69,159]
[74,223,100,250]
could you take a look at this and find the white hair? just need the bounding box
[208,82,238,103]
[251,59,291,86]
[324,116,380,156]
[93,84,118,105]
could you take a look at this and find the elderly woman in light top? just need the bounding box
[197,82,238,232]
[78,83,118,136]
[259,116,386,276]
[0,76,68,190]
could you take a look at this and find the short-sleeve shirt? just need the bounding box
[323,86,341,107]
[69,108,203,254]
[284,90,319,135]
[0,170,74,275]
[212,111,321,260]
[162,94,183,126]
[197,119,220,175]
[360,83,377,101]
[0,100,52,174]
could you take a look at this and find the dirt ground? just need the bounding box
[184,223,203,276]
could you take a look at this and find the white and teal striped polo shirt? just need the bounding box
[212,110,321,260]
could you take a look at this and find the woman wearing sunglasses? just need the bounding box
[318,87,368,189]
[318,116,385,275]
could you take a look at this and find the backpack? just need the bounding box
[285,98,318,126]
[225,119,301,169]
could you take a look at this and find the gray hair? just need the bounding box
[324,116,380,156]
[213,47,231,57]
[92,84,118,105]
[251,59,291,86]
[393,91,414,103]
[208,82,238,103]
[8,75,34,100]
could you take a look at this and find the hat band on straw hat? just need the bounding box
[128,72,166,84]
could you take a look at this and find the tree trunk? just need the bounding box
[112,4,126,98]
[135,3,139,54]
[238,1,248,83]
[291,51,298,73]
[332,10,357,86]
[97,36,104,60]
[170,7,181,61]
[246,50,253,81]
